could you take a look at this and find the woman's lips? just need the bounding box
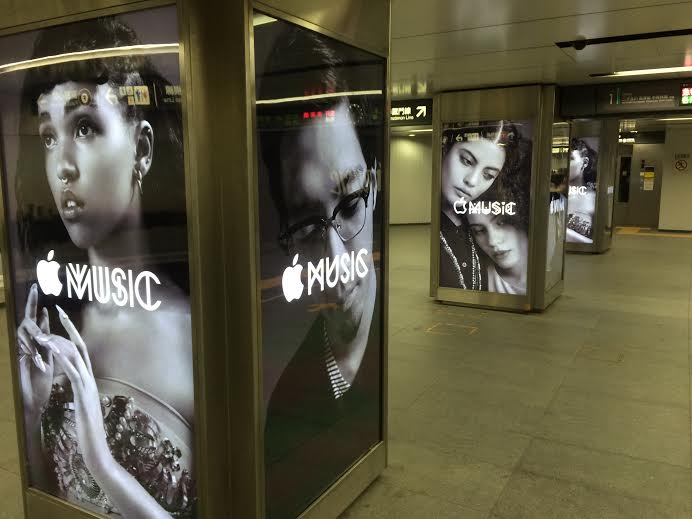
[493,249,511,261]
[60,189,84,221]
[454,187,472,200]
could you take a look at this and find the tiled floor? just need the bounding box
[342,225,692,518]
[0,225,691,518]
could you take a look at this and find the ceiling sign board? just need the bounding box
[390,98,433,126]
[597,82,678,113]
[562,79,692,117]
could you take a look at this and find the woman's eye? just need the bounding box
[483,170,498,181]
[41,134,56,149]
[75,120,95,139]
[460,155,472,167]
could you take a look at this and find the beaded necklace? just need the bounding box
[440,227,482,290]
[323,321,351,400]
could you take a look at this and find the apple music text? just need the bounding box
[36,250,162,311]
[282,249,369,302]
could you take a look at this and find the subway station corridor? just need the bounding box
[0,225,690,518]
[342,225,692,518]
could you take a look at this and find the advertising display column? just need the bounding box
[431,86,563,312]
[0,1,389,518]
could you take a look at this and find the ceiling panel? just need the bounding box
[391,0,686,38]
[390,0,692,96]
[392,3,692,62]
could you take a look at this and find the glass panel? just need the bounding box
[546,123,569,290]
[254,13,386,519]
[0,7,196,518]
[438,120,533,295]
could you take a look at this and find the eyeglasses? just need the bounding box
[279,165,374,257]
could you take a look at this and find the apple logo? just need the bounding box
[282,254,304,302]
[36,250,63,296]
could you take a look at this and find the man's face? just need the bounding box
[281,99,376,342]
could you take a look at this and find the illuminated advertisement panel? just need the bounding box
[254,14,385,519]
[0,7,195,518]
[439,121,533,296]
[567,137,599,244]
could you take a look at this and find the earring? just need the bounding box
[134,167,143,196]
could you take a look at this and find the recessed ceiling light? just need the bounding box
[591,65,692,78]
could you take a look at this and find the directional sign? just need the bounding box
[390,98,433,126]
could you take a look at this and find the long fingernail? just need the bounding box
[34,334,50,343]
[31,283,37,292]
[55,304,67,320]
[33,354,46,372]
[18,339,32,356]
[47,342,60,354]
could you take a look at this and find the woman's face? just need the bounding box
[441,138,505,207]
[38,82,140,249]
[468,213,527,273]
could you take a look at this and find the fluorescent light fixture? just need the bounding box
[408,128,432,133]
[0,44,179,75]
[256,90,383,105]
[659,116,692,121]
[408,134,415,137]
[592,65,692,78]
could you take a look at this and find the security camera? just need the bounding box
[573,37,587,51]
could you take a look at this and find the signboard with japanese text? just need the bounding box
[390,98,432,126]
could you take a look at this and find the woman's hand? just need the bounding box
[17,284,53,428]
[35,307,171,518]
[35,306,107,471]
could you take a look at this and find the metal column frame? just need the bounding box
[566,119,619,254]
[430,85,555,313]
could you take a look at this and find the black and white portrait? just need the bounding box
[438,121,533,296]
[0,7,195,518]
[254,17,385,519]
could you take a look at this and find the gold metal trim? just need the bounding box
[0,0,174,37]
[253,1,388,58]
[298,442,386,519]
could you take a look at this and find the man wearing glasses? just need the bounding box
[261,96,381,518]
